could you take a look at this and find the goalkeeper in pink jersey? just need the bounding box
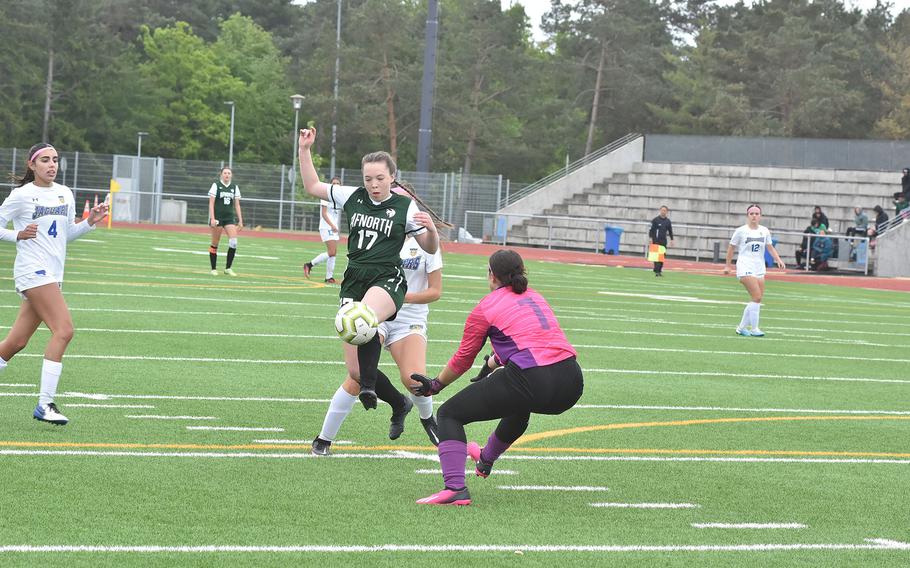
[410,249,583,505]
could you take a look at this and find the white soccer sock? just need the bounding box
[748,302,761,329]
[410,393,434,420]
[326,256,336,279]
[319,386,357,442]
[311,252,329,266]
[39,359,63,406]
[0,356,7,372]
[738,304,751,330]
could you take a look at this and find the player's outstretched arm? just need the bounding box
[297,129,329,201]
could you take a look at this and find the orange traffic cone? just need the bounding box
[82,200,90,220]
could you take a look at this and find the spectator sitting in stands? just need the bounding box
[845,207,868,237]
[901,167,910,198]
[894,192,909,222]
[810,229,833,271]
[795,219,821,269]
[867,205,889,247]
[812,206,830,232]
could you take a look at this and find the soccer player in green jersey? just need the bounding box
[298,128,439,413]
[207,167,244,276]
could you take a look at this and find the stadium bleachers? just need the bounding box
[505,161,900,261]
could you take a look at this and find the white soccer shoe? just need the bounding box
[735,327,752,337]
[33,402,69,425]
[750,328,765,337]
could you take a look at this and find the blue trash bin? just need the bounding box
[604,226,624,255]
[764,238,779,267]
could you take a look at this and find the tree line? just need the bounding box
[2,0,909,183]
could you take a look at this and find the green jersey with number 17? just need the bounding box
[328,185,425,268]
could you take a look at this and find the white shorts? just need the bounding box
[737,266,766,280]
[378,320,427,350]
[319,228,340,242]
[15,271,61,299]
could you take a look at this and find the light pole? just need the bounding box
[290,94,305,231]
[330,0,342,178]
[224,101,235,168]
[137,131,149,159]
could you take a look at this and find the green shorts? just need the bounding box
[339,264,407,320]
[214,216,238,227]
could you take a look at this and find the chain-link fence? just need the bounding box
[0,147,525,236]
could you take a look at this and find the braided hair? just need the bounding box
[488,249,528,294]
[392,179,453,229]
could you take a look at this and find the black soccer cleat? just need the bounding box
[311,437,332,456]
[303,262,313,279]
[389,397,413,440]
[421,415,440,446]
[359,388,377,410]
[467,441,493,478]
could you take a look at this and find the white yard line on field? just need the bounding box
[0,383,31,387]
[186,426,284,432]
[415,469,519,475]
[497,485,609,492]
[126,415,217,420]
[253,439,354,445]
[66,404,155,409]
[691,523,807,529]
[574,404,910,415]
[590,502,699,509]
[153,247,279,260]
[0,539,908,553]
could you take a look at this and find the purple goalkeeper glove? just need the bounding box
[409,373,445,397]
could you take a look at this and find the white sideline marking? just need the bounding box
[0,383,31,387]
[67,404,154,409]
[575,404,910,415]
[692,523,807,529]
[0,449,909,465]
[125,415,216,420]
[153,247,279,260]
[253,439,354,445]
[187,426,284,432]
[415,469,518,475]
[578,345,910,365]
[596,369,910,385]
[599,291,743,305]
[498,485,609,492]
[393,450,439,461]
[590,502,699,509]
[64,392,110,400]
[1,540,909,553]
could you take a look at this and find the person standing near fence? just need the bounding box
[648,205,674,277]
[207,166,243,276]
[304,177,343,284]
[0,142,109,425]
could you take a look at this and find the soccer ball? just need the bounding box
[334,301,379,345]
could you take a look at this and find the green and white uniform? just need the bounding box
[329,185,426,315]
[208,180,241,226]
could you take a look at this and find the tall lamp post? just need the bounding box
[224,101,235,168]
[137,131,149,159]
[290,94,305,231]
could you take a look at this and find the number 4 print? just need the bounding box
[47,220,57,238]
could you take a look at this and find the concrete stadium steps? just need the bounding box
[504,161,897,259]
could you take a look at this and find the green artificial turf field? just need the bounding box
[0,227,908,567]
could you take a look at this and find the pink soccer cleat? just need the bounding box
[467,441,492,478]
[416,488,472,506]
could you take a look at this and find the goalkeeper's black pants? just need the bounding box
[436,357,583,445]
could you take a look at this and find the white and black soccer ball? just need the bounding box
[334,301,379,345]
